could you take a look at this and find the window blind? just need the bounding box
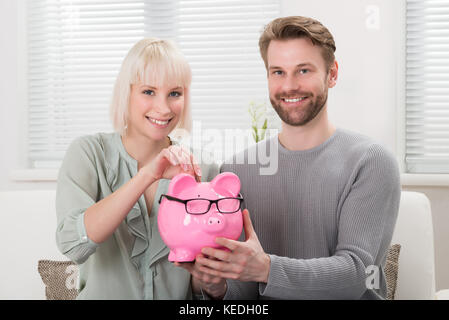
[406,0,449,173]
[27,0,279,168]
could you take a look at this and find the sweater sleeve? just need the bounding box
[258,144,401,299]
[55,137,100,264]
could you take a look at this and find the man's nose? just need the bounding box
[283,75,300,93]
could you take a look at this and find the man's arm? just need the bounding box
[258,145,401,299]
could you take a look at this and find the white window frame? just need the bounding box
[12,0,281,182]
[400,0,449,186]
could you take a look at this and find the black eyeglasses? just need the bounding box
[159,194,244,215]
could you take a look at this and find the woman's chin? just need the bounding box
[142,125,175,142]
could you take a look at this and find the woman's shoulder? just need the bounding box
[65,132,116,163]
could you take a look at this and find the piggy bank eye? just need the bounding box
[186,199,211,214]
[217,198,242,213]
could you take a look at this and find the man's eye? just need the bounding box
[143,90,154,95]
[169,91,182,97]
[299,69,309,74]
[273,70,283,75]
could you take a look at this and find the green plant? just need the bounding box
[248,100,268,143]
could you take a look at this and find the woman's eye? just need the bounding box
[143,90,154,95]
[169,91,182,97]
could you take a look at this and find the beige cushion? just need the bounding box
[385,244,401,300]
[37,260,79,300]
[37,245,401,300]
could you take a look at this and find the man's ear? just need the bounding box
[328,60,338,88]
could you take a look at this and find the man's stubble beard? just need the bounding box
[270,88,329,127]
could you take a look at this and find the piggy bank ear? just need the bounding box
[168,173,197,196]
[210,172,241,197]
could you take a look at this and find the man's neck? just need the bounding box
[278,106,336,151]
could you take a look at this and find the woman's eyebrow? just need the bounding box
[140,85,157,90]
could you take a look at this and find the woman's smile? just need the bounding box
[145,115,173,128]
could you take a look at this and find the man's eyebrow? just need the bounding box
[296,63,314,68]
[268,63,314,70]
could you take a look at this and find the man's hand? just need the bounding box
[175,256,227,299]
[197,209,271,283]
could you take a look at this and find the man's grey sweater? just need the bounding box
[219,128,401,299]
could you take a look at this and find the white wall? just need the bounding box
[0,0,448,292]
[0,0,24,189]
[280,0,403,157]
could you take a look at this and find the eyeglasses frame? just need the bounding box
[158,194,244,215]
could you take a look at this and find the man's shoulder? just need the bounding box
[335,129,398,172]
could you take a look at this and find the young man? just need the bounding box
[181,16,401,300]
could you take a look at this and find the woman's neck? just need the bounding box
[121,129,171,167]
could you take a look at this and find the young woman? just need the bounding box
[55,38,219,299]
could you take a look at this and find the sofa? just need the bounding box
[0,189,443,299]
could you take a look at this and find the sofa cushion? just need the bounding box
[385,244,401,300]
[37,245,401,300]
[37,260,79,300]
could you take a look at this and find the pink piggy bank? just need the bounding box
[157,172,243,262]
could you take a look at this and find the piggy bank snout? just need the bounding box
[207,216,223,226]
[204,214,226,233]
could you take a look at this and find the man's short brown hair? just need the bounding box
[259,16,336,72]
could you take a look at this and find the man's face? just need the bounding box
[267,38,337,127]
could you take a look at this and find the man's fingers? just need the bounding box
[242,209,256,241]
[215,237,240,252]
[198,266,239,281]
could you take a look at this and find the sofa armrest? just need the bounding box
[436,289,449,300]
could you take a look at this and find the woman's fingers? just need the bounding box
[168,146,201,181]
[189,152,202,182]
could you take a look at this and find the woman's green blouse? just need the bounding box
[55,132,219,299]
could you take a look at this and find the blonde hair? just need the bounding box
[259,16,336,72]
[110,38,192,134]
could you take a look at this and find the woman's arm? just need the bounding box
[83,169,155,243]
[84,145,201,244]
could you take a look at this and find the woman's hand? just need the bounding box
[140,145,202,182]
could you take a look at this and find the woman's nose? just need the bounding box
[153,96,171,114]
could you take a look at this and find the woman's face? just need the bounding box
[127,83,185,141]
